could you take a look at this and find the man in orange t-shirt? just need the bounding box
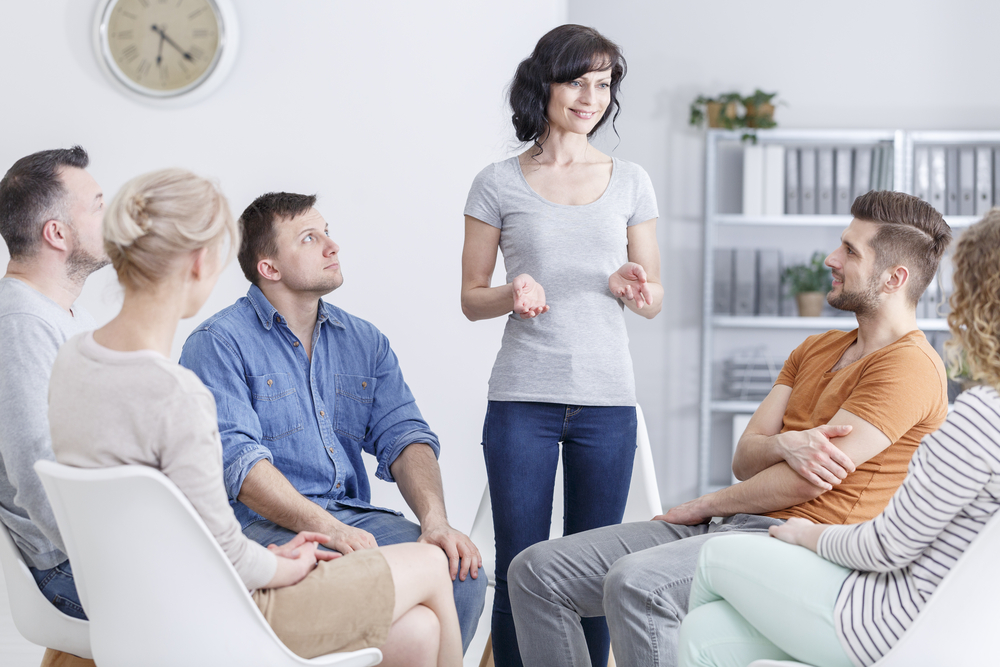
[506,190,953,667]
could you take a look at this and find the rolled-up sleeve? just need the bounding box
[179,328,273,501]
[364,332,440,483]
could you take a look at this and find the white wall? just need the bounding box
[0,0,568,533]
[570,0,1000,505]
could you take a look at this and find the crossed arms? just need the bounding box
[657,383,891,525]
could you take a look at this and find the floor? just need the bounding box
[0,565,45,667]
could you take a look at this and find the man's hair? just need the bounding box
[237,192,317,285]
[851,190,952,305]
[0,146,90,259]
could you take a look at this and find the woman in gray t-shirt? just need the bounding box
[461,24,661,667]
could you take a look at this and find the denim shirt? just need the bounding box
[179,285,440,529]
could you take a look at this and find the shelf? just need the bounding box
[713,316,950,331]
[713,214,851,227]
[711,400,760,413]
[943,216,981,229]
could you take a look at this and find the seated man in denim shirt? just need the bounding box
[180,192,486,651]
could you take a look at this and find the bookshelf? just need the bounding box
[697,128,1000,496]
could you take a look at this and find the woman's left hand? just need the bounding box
[609,262,652,308]
[769,517,826,553]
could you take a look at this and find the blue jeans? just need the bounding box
[483,401,637,667]
[244,504,488,653]
[29,559,87,620]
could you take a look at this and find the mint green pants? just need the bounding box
[679,533,855,667]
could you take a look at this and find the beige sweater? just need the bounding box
[48,331,277,590]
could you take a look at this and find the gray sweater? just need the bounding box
[49,332,277,589]
[0,277,95,569]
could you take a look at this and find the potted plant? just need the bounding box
[689,92,744,130]
[783,252,832,317]
[743,89,778,129]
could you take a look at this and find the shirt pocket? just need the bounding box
[334,374,376,442]
[247,373,304,441]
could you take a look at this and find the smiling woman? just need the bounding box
[460,23,663,667]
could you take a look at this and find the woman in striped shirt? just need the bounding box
[678,208,1000,667]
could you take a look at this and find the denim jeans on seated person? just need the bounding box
[243,503,488,653]
[483,401,637,667]
[29,559,87,620]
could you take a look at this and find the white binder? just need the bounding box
[742,144,764,216]
[817,148,834,215]
[834,147,853,214]
[800,148,817,215]
[785,148,800,215]
[763,145,786,216]
[930,147,946,213]
[913,147,931,203]
[976,147,993,215]
[852,147,873,203]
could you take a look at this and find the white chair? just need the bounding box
[466,404,662,667]
[34,460,382,667]
[0,519,92,659]
[748,508,1000,667]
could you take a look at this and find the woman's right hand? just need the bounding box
[265,531,341,588]
[512,274,549,319]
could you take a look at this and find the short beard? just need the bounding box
[827,274,881,317]
[65,241,109,284]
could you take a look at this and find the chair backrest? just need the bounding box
[34,460,381,667]
[0,520,91,658]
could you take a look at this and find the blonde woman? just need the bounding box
[47,169,463,667]
[678,209,1000,667]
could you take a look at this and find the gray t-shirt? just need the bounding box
[0,277,95,569]
[465,156,658,406]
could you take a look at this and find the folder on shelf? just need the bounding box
[785,148,800,215]
[743,144,764,216]
[913,146,930,203]
[976,147,993,215]
[853,146,873,203]
[713,248,735,315]
[996,149,1000,207]
[733,248,757,316]
[871,146,884,190]
[799,148,817,214]
[959,147,975,216]
[763,145,785,216]
[834,147,853,214]
[930,147,946,213]
[882,145,894,190]
[922,265,940,319]
[946,147,959,215]
[817,148,834,215]
[756,249,781,316]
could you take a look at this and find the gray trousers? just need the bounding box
[507,514,785,667]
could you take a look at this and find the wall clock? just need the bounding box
[94,0,239,103]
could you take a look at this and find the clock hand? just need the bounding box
[151,24,194,61]
[154,30,165,66]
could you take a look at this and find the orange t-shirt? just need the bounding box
[766,329,947,524]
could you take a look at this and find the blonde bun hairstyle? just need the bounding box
[103,168,239,289]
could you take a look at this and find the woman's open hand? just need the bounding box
[609,262,651,308]
[512,274,549,319]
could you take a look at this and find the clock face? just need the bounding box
[100,0,225,96]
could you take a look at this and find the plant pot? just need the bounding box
[745,102,775,128]
[795,291,825,317]
[706,101,740,128]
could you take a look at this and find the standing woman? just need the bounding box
[461,24,662,667]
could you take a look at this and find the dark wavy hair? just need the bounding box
[509,24,626,148]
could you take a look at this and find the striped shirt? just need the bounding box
[817,385,1000,667]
